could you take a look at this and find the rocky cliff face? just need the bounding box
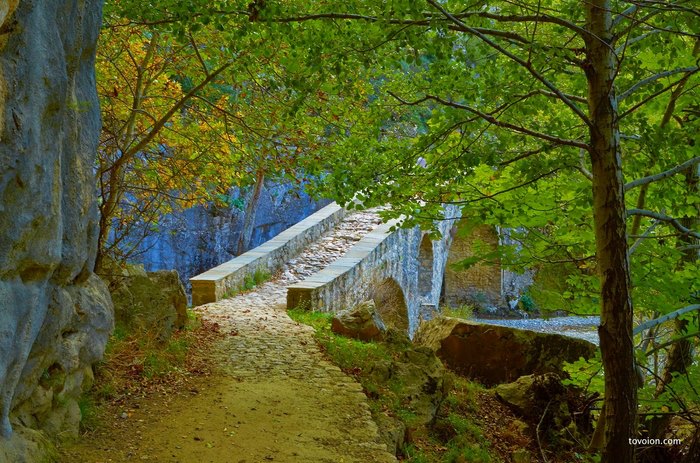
[136,183,329,292]
[0,1,113,459]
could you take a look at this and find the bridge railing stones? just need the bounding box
[286,219,426,329]
[287,206,460,336]
[190,202,346,306]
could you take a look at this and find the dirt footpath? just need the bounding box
[60,300,394,463]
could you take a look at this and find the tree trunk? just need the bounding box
[585,1,637,461]
[236,169,265,255]
[681,428,700,463]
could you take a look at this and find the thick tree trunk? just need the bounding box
[236,169,265,255]
[585,1,637,461]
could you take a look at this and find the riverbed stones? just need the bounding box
[414,317,596,385]
[331,300,387,341]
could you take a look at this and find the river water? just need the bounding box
[472,316,600,345]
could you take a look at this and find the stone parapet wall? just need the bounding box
[190,203,346,306]
[287,220,407,313]
[287,206,459,336]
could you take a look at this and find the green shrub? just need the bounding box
[519,293,536,312]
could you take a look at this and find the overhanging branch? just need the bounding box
[634,304,700,336]
[619,66,699,101]
[388,91,588,149]
[627,209,700,239]
[425,0,592,127]
[625,156,700,191]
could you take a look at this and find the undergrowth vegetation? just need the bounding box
[440,305,475,320]
[287,308,510,462]
[78,310,223,433]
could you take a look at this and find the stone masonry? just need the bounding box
[443,221,502,307]
[191,203,347,306]
[287,206,460,336]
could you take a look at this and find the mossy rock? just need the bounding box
[414,317,596,385]
[100,261,187,342]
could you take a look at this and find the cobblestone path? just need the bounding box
[188,210,396,463]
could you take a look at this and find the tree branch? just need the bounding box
[189,33,209,76]
[388,91,589,149]
[628,219,661,256]
[619,74,691,119]
[612,4,640,29]
[618,66,699,101]
[264,12,530,43]
[578,148,593,180]
[634,304,700,336]
[625,156,700,191]
[425,0,592,126]
[119,61,233,165]
[449,10,592,39]
[627,209,700,239]
[498,144,553,167]
[615,30,660,55]
[645,330,700,357]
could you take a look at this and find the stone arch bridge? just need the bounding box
[191,202,517,335]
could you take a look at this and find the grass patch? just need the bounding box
[223,268,272,298]
[287,307,390,372]
[440,305,475,320]
[77,395,99,433]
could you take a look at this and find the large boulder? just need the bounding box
[414,317,596,385]
[0,0,113,458]
[332,300,386,342]
[103,262,188,341]
[495,373,566,419]
[390,346,453,426]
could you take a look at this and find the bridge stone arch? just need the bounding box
[373,277,409,332]
[443,219,502,308]
[417,234,434,298]
[193,202,464,337]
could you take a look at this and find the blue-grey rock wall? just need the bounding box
[0,1,113,459]
[135,182,329,293]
